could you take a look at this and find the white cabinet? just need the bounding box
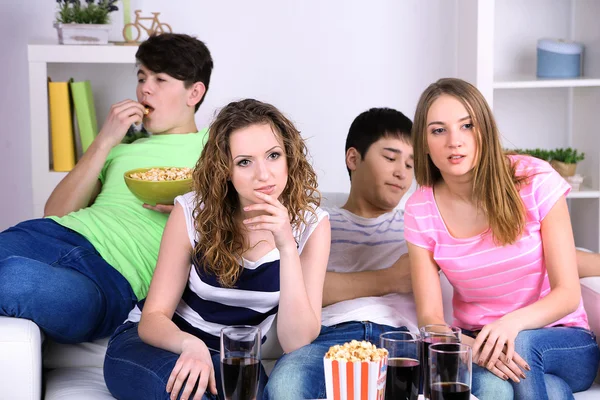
[27,42,137,217]
[457,0,600,251]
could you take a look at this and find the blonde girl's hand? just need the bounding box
[242,191,296,251]
[463,331,529,383]
[487,353,530,383]
[471,317,530,381]
[166,339,217,400]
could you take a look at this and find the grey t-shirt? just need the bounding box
[321,206,418,331]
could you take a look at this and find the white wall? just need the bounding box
[0,0,458,230]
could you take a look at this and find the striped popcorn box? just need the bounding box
[323,340,389,400]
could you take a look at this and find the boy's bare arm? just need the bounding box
[322,253,412,306]
[576,249,600,278]
[44,141,111,217]
[44,100,145,217]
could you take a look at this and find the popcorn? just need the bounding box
[325,340,388,362]
[128,167,192,182]
[324,341,389,400]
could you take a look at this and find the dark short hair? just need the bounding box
[345,107,413,178]
[136,33,213,111]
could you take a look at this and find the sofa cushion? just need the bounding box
[45,367,114,400]
[44,338,109,369]
[576,385,600,400]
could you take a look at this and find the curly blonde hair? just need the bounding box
[191,99,320,287]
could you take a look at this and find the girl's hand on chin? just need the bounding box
[242,191,296,251]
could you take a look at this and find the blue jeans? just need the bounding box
[264,321,407,400]
[104,322,269,400]
[468,327,600,400]
[0,219,137,343]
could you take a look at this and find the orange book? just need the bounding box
[48,78,76,171]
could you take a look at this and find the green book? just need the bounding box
[69,80,98,153]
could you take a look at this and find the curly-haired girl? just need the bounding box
[104,99,331,400]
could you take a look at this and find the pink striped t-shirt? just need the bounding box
[404,155,589,330]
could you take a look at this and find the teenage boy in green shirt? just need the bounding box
[0,33,213,344]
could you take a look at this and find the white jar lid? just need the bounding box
[537,38,583,55]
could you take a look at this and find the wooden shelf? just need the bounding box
[494,74,600,89]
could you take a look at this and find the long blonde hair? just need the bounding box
[191,99,320,287]
[412,78,526,245]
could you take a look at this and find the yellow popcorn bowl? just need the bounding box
[123,167,193,206]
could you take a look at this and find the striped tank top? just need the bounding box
[127,191,328,350]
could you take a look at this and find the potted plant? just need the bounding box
[54,0,119,45]
[512,148,552,162]
[510,147,585,178]
[550,147,585,177]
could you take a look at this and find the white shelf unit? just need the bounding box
[457,0,600,251]
[568,187,600,199]
[494,75,600,89]
[27,43,138,217]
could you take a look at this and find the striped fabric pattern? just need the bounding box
[320,206,418,331]
[404,155,589,330]
[326,206,407,274]
[128,252,280,351]
[324,357,388,400]
[127,191,327,351]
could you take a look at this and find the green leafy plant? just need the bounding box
[551,147,585,164]
[511,147,585,164]
[512,148,552,162]
[56,0,119,25]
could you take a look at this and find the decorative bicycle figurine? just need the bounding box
[123,10,172,43]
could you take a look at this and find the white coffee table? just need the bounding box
[318,396,478,400]
[418,395,478,399]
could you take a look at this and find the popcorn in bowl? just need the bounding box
[123,167,193,206]
[324,340,389,400]
[128,167,192,182]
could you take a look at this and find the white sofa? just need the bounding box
[1,192,599,399]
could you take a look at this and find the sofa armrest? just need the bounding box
[0,316,43,400]
[581,277,600,383]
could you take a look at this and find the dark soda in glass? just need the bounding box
[423,336,458,399]
[221,357,259,400]
[430,382,471,400]
[385,357,420,400]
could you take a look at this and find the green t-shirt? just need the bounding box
[49,130,208,300]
